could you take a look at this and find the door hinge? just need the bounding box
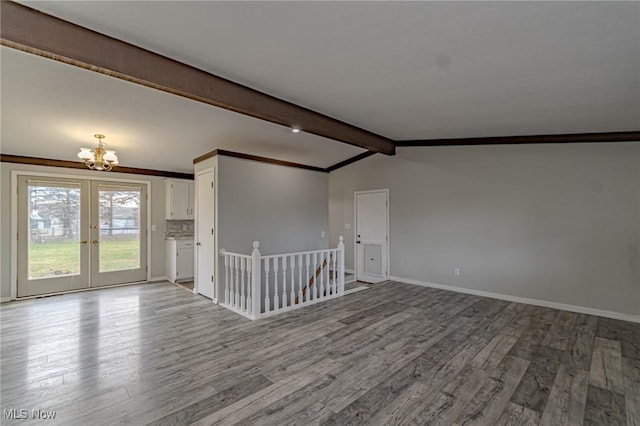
[211,275,214,282]
[211,181,213,188]
[211,228,214,235]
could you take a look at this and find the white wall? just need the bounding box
[0,162,171,300]
[329,143,640,317]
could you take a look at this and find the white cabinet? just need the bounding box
[165,179,194,220]
[166,239,194,282]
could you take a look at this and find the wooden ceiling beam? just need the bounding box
[397,131,640,147]
[0,1,395,155]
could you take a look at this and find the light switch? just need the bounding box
[321,231,326,238]
[151,224,157,232]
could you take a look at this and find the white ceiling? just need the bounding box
[17,1,640,141]
[0,47,364,173]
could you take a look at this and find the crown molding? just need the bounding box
[0,154,194,180]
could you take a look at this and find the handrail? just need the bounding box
[261,248,338,259]
[219,237,345,320]
[219,249,251,259]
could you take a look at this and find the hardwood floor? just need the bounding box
[1,281,638,425]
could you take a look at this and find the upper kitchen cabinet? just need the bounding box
[165,179,194,220]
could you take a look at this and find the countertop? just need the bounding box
[165,232,195,240]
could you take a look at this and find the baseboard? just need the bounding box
[390,276,640,324]
[345,269,354,274]
[149,276,168,283]
[1,297,12,303]
[344,286,368,295]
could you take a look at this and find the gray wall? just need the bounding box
[216,156,329,300]
[329,143,640,316]
[0,162,170,299]
[217,156,329,254]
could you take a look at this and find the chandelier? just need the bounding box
[77,134,119,171]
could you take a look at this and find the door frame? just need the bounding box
[194,166,217,302]
[10,170,152,300]
[353,189,390,283]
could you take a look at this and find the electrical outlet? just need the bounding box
[151,224,157,232]
[321,231,326,238]
[454,267,461,276]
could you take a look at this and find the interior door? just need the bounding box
[17,176,90,297]
[90,182,147,286]
[196,169,215,299]
[355,190,389,284]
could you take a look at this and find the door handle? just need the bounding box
[196,242,201,246]
[79,240,88,244]
[356,241,361,244]
[92,240,100,245]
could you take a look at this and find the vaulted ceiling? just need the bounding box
[2,1,639,173]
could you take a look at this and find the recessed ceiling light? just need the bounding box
[291,127,301,133]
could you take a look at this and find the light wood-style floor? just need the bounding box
[1,281,638,425]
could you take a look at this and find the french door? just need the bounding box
[17,175,147,297]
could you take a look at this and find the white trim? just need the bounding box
[354,189,390,284]
[10,169,152,299]
[344,286,368,295]
[1,297,11,303]
[149,276,168,282]
[345,268,355,274]
[9,280,153,301]
[390,275,640,324]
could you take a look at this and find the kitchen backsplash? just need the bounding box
[166,220,194,233]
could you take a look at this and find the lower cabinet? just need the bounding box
[166,239,194,282]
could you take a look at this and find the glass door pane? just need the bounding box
[17,177,89,297]
[91,182,147,286]
[98,187,141,272]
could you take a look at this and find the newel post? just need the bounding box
[251,241,262,319]
[338,236,345,295]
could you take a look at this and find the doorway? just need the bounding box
[16,175,148,297]
[354,189,389,284]
[195,168,215,300]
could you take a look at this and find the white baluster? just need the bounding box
[240,257,246,311]
[282,256,288,308]
[338,236,345,295]
[246,258,252,314]
[305,253,311,302]
[290,255,295,307]
[273,257,280,310]
[298,254,303,305]
[233,257,242,308]
[223,252,229,304]
[332,250,337,295]
[229,256,234,307]
[313,252,319,300]
[319,251,325,300]
[264,257,270,314]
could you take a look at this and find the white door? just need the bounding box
[17,176,90,297]
[355,190,389,284]
[196,169,215,299]
[90,182,148,287]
